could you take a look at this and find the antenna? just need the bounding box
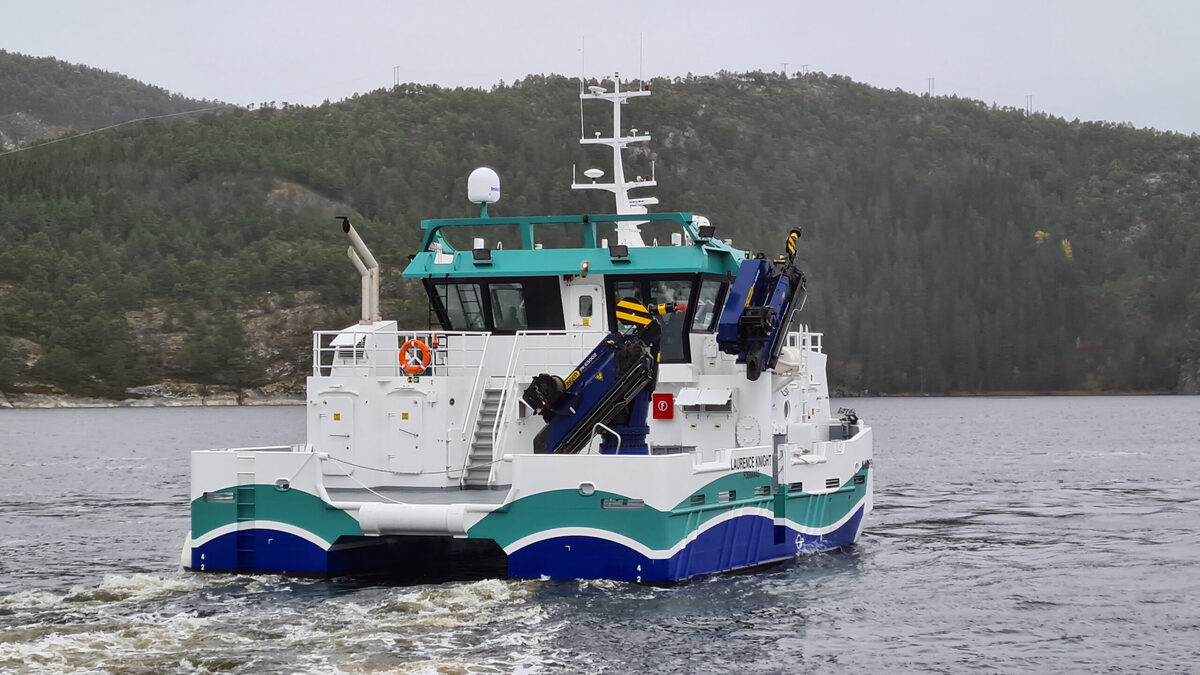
[782,62,788,77]
[639,33,644,83]
[927,77,935,96]
[572,72,657,247]
[1025,94,1033,115]
[393,65,400,87]
[580,36,586,137]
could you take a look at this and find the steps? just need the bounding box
[462,388,501,488]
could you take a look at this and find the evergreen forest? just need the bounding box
[1,53,1198,398]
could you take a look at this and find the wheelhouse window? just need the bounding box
[490,283,526,330]
[606,275,696,363]
[691,278,727,332]
[428,278,564,334]
[435,283,486,331]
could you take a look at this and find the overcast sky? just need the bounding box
[4,1,1198,134]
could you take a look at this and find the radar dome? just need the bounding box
[467,167,501,204]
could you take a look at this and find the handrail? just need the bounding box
[418,212,698,253]
[312,329,489,377]
[489,330,586,461]
[486,332,528,462]
[456,333,494,485]
[591,422,621,454]
[458,333,493,442]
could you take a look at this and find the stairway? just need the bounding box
[462,388,501,488]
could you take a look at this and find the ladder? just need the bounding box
[462,388,501,488]
[235,454,256,570]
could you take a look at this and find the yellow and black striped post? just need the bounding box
[615,298,653,326]
[785,228,801,260]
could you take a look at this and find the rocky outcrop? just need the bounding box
[2,383,304,408]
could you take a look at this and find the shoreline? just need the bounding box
[0,391,305,409]
[2,389,1179,410]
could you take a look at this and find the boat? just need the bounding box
[183,75,873,582]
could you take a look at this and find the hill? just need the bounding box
[0,70,1198,400]
[0,50,216,148]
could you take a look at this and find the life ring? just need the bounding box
[399,338,431,375]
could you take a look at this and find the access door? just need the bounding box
[567,282,603,330]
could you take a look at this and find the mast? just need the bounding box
[571,72,658,247]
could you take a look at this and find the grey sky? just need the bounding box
[3,1,1197,134]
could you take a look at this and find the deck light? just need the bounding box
[581,261,590,277]
[609,244,630,262]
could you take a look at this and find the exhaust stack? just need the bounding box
[339,217,380,323]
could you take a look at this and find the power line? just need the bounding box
[0,105,228,159]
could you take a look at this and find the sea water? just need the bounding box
[1,398,1197,672]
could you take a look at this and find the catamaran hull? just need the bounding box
[185,460,872,582]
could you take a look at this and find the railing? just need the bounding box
[454,330,595,480]
[311,330,491,377]
[490,331,593,456]
[784,328,824,354]
[457,333,494,443]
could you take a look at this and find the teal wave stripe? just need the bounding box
[470,467,869,550]
[191,485,363,543]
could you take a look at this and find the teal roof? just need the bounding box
[402,212,746,279]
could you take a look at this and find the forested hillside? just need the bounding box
[0,50,215,148]
[1,69,1198,399]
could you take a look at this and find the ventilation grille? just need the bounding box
[601,498,645,510]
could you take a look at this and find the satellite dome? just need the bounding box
[467,167,501,205]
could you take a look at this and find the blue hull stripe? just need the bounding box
[507,506,865,582]
[192,529,344,574]
[192,507,864,580]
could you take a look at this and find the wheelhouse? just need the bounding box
[405,212,743,362]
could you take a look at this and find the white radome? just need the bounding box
[467,167,501,204]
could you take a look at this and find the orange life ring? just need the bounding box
[399,338,431,374]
